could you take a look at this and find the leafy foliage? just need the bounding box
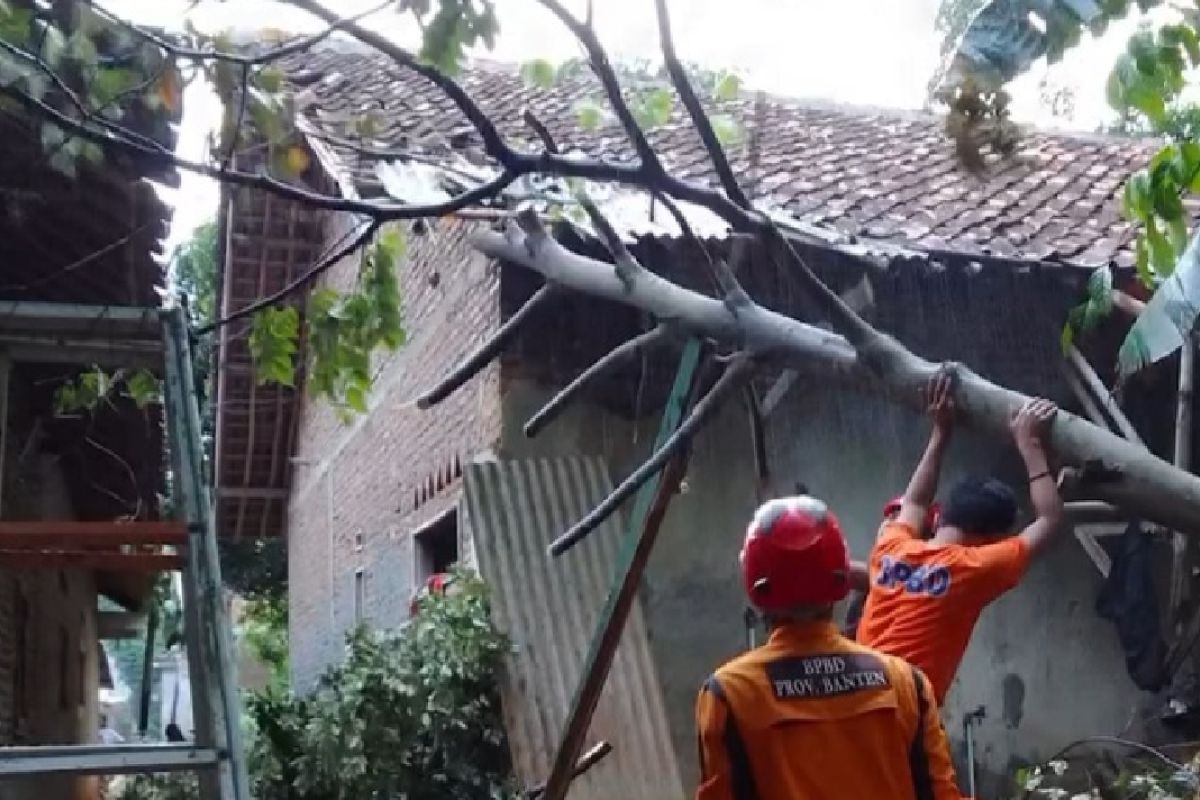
[119,571,514,800]
[520,55,745,141]
[219,535,287,600]
[54,366,161,414]
[1062,6,1200,371]
[238,589,289,691]
[1014,752,1199,800]
[0,0,182,176]
[249,229,407,415]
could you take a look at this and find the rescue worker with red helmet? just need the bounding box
[696,494,964,800]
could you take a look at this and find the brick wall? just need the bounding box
[287,214,503,689]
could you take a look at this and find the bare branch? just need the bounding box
[576,193,642,286]
[225,64,251,168]
[720,234,753,310]
[194,220,381,336]
[285,0,514,165]
[0,82,520,220]
[522,109,560,154]
[654,191,720,293]
[524,324,673,438]
[765,226,885,351]
[533,0,663,174]
[416,283,560,409]
[473,211,1200,538]
[744,384,769,502]
[83,0,393,66]
[653,0,750,208]
[547,354,755,556]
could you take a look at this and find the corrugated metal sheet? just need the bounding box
[463,457,684,800]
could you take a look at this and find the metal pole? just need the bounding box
[137,605,158,737]
[162,306,249,800]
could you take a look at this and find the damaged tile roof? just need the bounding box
[278,41,1164,270]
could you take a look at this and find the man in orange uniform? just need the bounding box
[696,495,964,800]
[843,497,939,638]
[856,373,1063,705]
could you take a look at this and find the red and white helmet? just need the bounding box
[740,495,850,611]
[883,496,941,531]
[409,573,456,617]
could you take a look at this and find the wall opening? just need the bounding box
[414,507,459,583]
[353,568,366,625]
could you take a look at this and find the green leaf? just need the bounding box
[710,113,743,146]
[344,384,368,413]
[574,98,604,132]
[249,306,299,387]
[0,7,32,49]
[1168,215,1190,255]
[714,72,741,102]
[1123,170,1153,220]
[519,59,556,89]
[125,370,161,409]
[1136,236,1154,288]
[91,67,138,107]
[1120,227,1200,377]
[1147,217,1177,276]
[257,65,285,93]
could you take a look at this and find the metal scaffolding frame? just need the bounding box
[0,302,249,800]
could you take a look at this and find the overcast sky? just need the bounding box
[101,0,1154,251]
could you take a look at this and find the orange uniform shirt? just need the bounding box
[695,621,962,800]
[856,521,1030,705]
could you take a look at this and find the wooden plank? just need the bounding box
[0,550,184,571]
[0,521,187,547]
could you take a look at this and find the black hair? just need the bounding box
[940,477,1017,537]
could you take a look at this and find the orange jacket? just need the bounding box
[695,621,963,800]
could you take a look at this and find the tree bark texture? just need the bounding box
[473,216,1200,536]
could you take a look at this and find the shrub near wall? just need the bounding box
[119,570,516,800]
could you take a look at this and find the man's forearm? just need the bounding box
[1019,442,1062,522]
[903,426,950,507]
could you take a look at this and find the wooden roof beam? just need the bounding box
[0,550,184,571]
[0,521,187,548]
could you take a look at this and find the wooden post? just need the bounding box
[539,340,703,800]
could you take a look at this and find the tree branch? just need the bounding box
[194,220,381,336]
[0,82,520,219]
[533,0,663,174]
[225,63,251,168]
[653,0,750,208]
[416,283,560,409]
[744,383,769,502]
[283,0,514,166]
[472,209,1200,538]
[524,324,673,438]
[576,193,642,287]
[83,0,393,66]
[547,353,754,557]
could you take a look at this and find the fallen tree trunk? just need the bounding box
[473,212,1200,536]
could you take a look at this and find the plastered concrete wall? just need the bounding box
[499,376,1143,799]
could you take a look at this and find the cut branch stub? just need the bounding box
[525,324,673,439]
[473,223,1200,537]
[547,354,754,557]
[417,282,559,409]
